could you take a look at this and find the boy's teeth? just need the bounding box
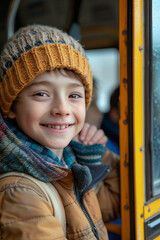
[45,124,68,129]
[55,125,60,129]
[60,125,66,129]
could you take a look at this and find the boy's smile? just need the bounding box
[8,69,86,154]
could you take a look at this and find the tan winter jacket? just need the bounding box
[0,150,120,240]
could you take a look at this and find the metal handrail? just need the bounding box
[7,0,21,39]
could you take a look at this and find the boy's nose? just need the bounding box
[50,100,70,116]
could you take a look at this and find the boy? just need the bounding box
[0,25,120,239]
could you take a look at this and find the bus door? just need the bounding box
[120,0,160,239]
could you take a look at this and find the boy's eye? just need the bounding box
[34,92,48,97]
[69,94,81,99]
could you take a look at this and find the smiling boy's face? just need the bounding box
[8,69,86,150]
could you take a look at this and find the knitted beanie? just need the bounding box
[0,24,92,118]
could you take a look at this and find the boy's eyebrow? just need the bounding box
[67,82,84,88]
[27,81,84,89]
[27,81,51,88]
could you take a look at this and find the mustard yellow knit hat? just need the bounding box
[0,24,92,118]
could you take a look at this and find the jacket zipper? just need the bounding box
[75,186,100,240]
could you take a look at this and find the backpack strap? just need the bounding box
[0,172,66,235]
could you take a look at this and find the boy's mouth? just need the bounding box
[42,124,71,130]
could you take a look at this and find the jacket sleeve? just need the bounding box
[96,150,120,222]
[0,176,67,240]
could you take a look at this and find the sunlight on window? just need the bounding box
[86,48,119,112]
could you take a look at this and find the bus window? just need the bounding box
[86,48,119,113]
[151,0,160,197]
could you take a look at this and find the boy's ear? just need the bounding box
[7,110,16,119]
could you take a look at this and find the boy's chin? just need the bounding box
[46,143,70,150]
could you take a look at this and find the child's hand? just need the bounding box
[73,123,108,146]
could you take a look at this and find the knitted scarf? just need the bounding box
[0,113,105,182]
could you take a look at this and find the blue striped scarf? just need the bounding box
[0,113,105,182]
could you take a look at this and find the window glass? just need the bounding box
[86,48,119,112]
[151,0,160,196]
